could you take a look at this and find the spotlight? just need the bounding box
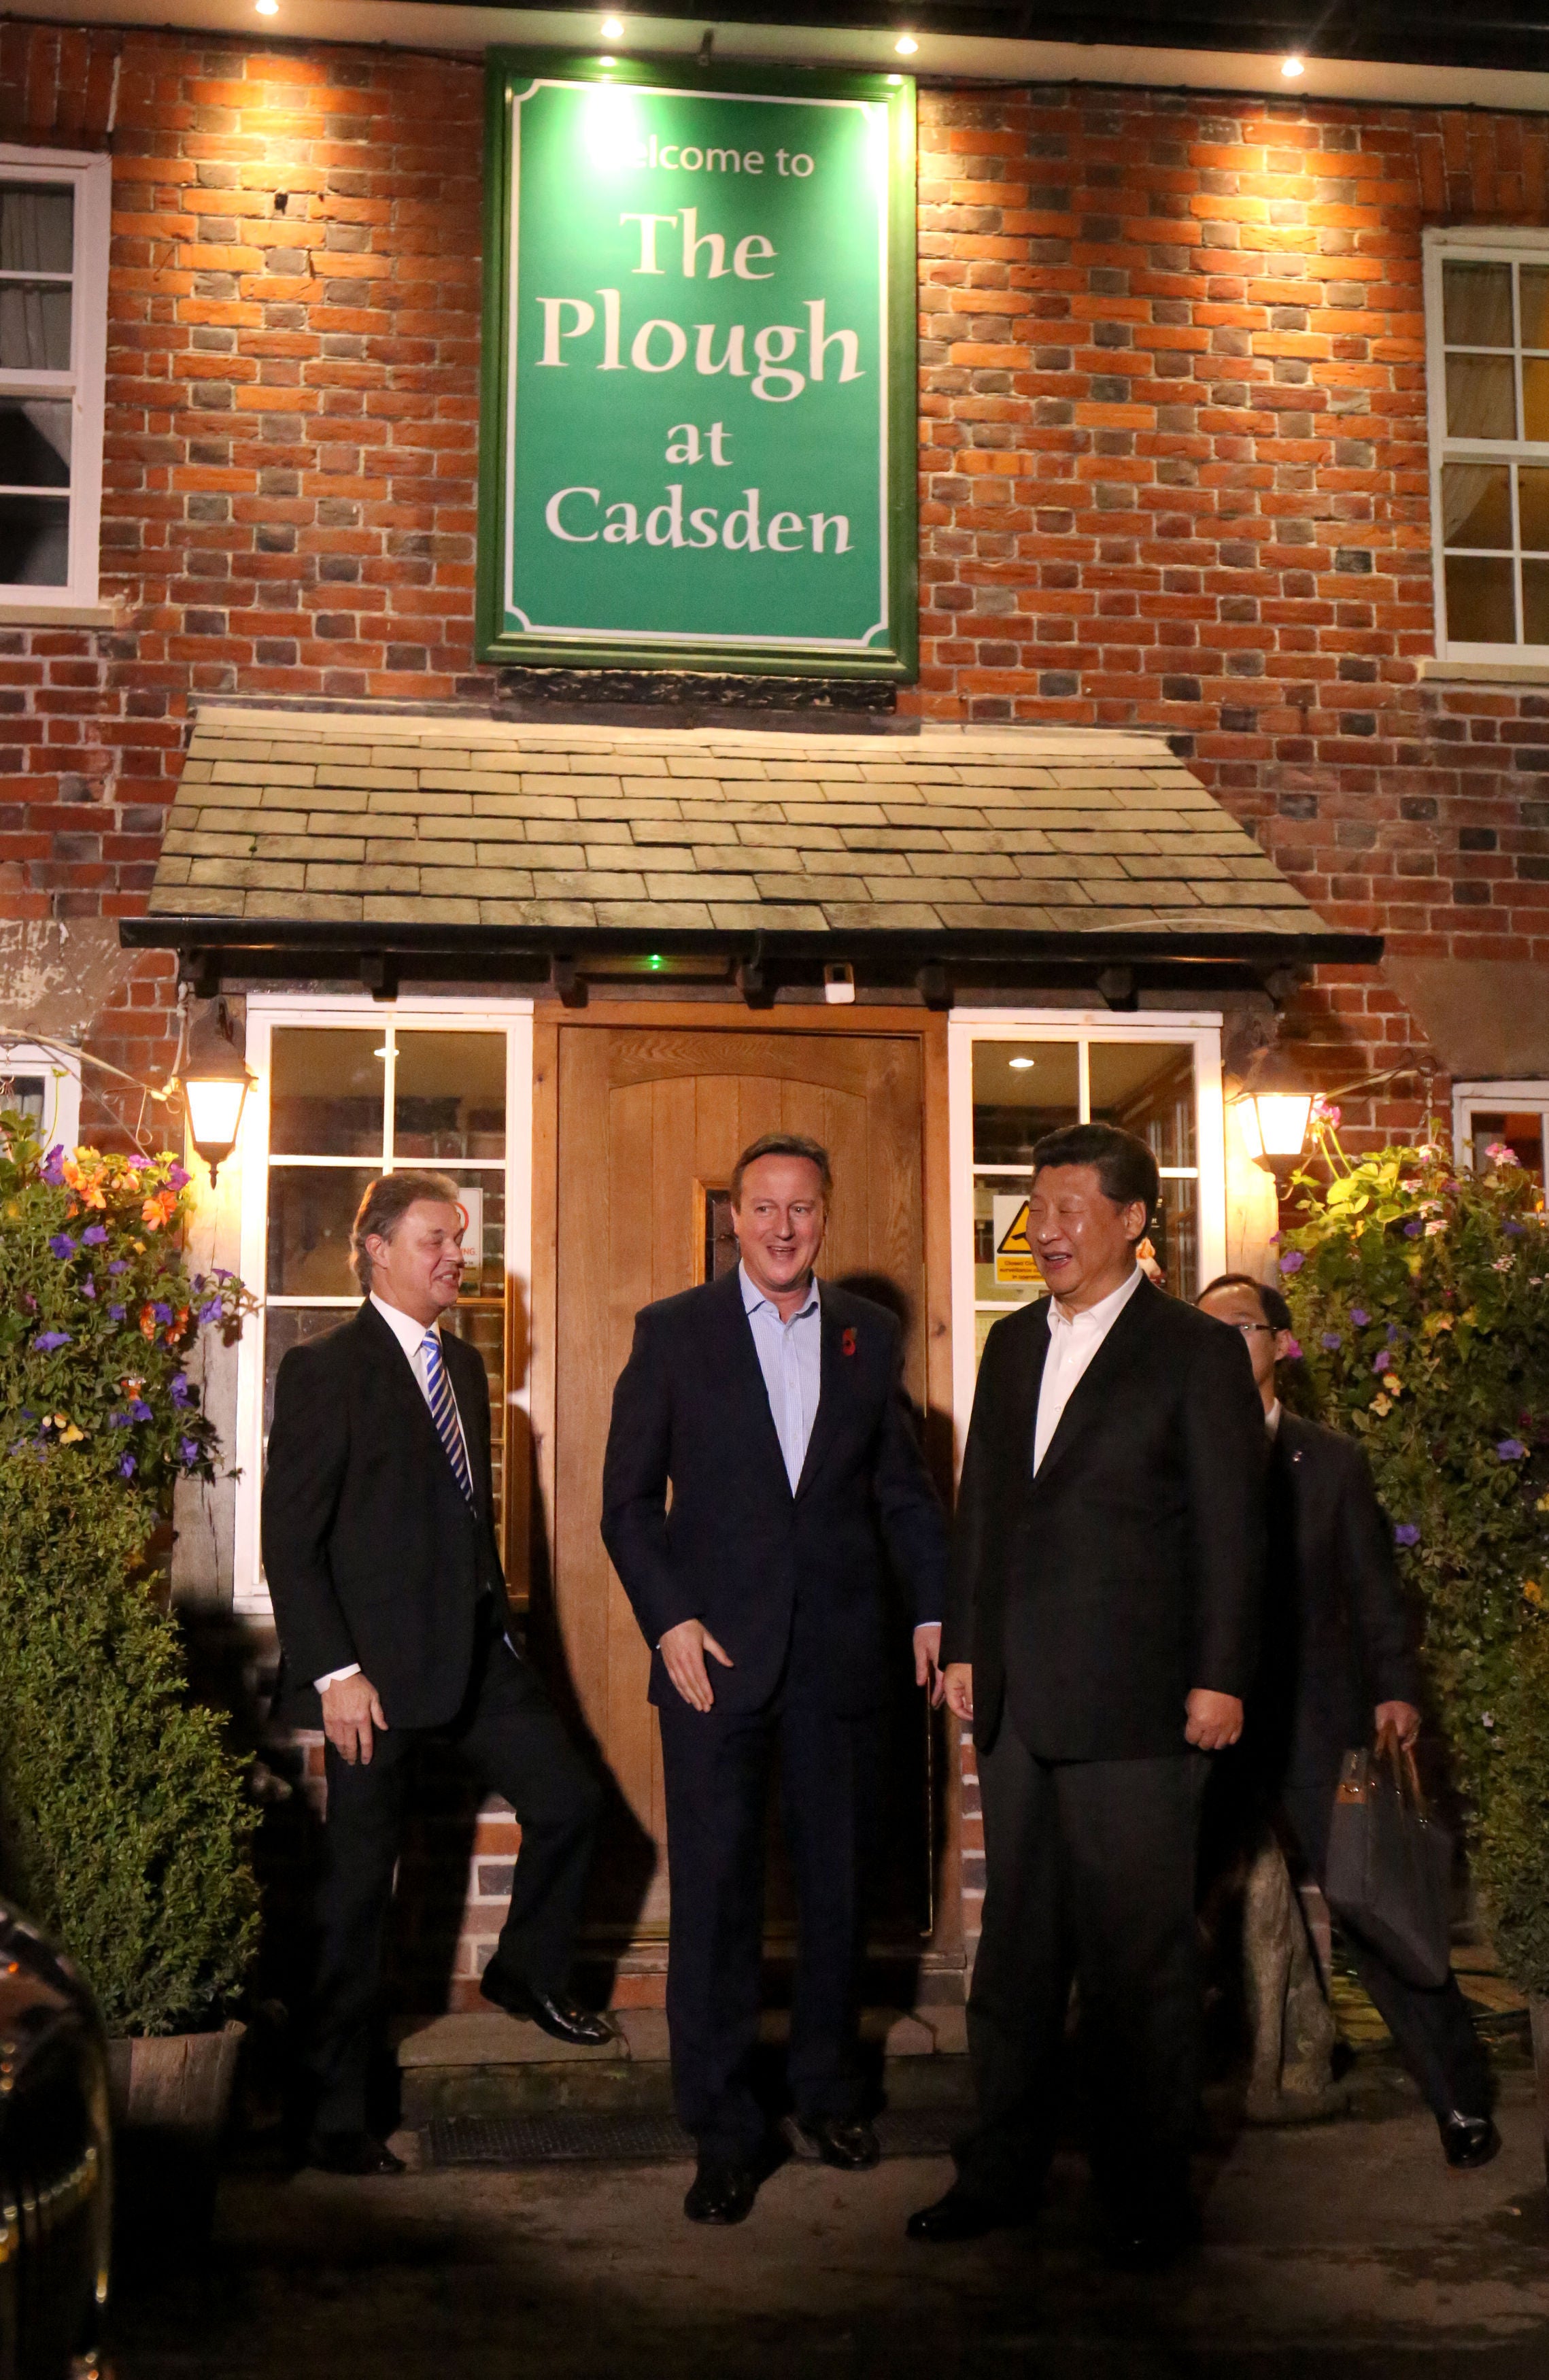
[254,1,278,15]
[895,33,918,54]
[601,14,623,32]
[1280,55,1305,78]
[599,55,615,65]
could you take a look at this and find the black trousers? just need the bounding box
[957,1724,1208,2215]
[309,1623,602,2136]
[1280,1784,1491,2125]
[656,1662,882,2163]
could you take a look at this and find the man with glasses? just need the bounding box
[1196,1274,1497,2171]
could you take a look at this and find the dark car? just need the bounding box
[0,1900,111,2380]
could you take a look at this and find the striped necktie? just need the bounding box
[422,1331,475,1506]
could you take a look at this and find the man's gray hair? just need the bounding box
[730,1133,832,1210]
[351,1170,462,1292]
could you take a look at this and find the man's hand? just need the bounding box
[943,1661,974,1725]
[660,1618,734,1713]
[1185,1687,1243,1752]
[321,1671,388,1765]
[914,1623,946,1708]
[1376,1699,1422,1749]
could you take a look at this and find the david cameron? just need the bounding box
[602,1134,949,2226]
[263,1170,608,2176]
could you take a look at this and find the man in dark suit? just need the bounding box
[263,1170,608,2176]
[909,1123,1264,2262]
[602,1132,948,2226]
[1197,1274,1497,2170]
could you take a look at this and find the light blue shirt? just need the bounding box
[741,1261,822,1493]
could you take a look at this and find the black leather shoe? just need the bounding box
[305,2130,406,2177]
[480,1966,615,2045]
[781,2113,881,2171]
[906,2183,1023,2243]
[1441,2112,1501,2171]
[684,2158,760,2225]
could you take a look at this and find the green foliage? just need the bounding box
[1279,1121,1549,1995]
[0,1119,260,2034]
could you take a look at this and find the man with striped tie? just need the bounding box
[263,1170,607,2177]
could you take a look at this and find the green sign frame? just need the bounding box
[477,53,917,679]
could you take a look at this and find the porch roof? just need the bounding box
[126,707,1378,987]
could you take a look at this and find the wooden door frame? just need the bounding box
[530,999,964,1975]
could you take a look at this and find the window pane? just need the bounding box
[1523,267,1549,351]
[1146,1179,1200,1304]
[0,184,73,275]
[1089,1042,1197,1167]
[1442,462,1511,547]
[1524,358,1549,443]
[1522,559,1549,647]
[971,1041,1078,1165]
[267,1165,377,1296]
[1446,552,1516,643]
[0,401,71,487]
[1443,260,1513,348]
[0,282,71,371]
[269,1027,384,1157]
[0,493,68,585]
[1468,1111,1546,1184]
[1520,468,1549,551]
[262,1306,345,1438]
[1446,353,1516,439]
[392,1030,506,1161]
[434,1162,506,1297]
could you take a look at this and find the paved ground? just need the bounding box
[111,2073,1549,2380]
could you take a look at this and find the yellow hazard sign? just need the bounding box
[993,1195,1042,1285]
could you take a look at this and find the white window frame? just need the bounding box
[1425,224,1549,666]
[0,1035,81,1150]
[947,1009,1227,1469]
[231,993,534,1618]
[1452,1078,1549,1171]
[0,145,110,613]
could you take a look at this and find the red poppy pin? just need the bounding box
[841,1327,858,1357]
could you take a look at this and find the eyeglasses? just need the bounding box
[1227,1320,1278,1337]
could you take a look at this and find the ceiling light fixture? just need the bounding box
[1008,1056,1036,1072]
[601,14,623,33]
[255,1,278,15]
[599,55,616,66]
[895,33,919,55]
[1280,54,1305,78]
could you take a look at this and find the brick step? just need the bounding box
[396,2006,969,2126]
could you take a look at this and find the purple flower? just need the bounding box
[1320,1331,1344,1350]
[48,1233,76,1260]
[169,1373,194,1407]
[107,1304,126,1323]
[1505,1220,1527,1236]
[80,1223,108,1246]
[107,1260,127,1276]
[1403,1219,1423,1237]
[1350,1308,1370,1327]
[1497,1440,1527,1461]
[167,1162,190,1189]
[31,1331,71,1353]
[1372,1350,1391,1373]
[1282,1336,1304,1361]
[80,1278,96,1299]
[118,1454,136,1478]
[1279,1250,1305,1274]
[126,1155,150,1172]
[39,1144,67,1185]
[151,1302,173,1325]
[108,1411,133,1429]
[197,1298,221,1325]
[1394,1523,1420,1547]
[129,1399,154,1424]
[179,1436,201,1467]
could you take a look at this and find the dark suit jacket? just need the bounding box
[940,1276,1265,1762]
[262,1299,506,1730]
[1259,1412,1422,1787]
[600,1268,948,1718]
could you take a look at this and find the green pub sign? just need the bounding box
[478,56,917,677]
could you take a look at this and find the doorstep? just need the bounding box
[394,2005,969,2126]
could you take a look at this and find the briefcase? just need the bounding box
[1324,1727,1454,1990]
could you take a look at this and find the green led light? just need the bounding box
[647,953,665,970]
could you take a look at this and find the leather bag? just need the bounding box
[1324,1724,1454,1990]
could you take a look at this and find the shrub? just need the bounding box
[0,1121,261,2034]
[1278,1118,1549,1996]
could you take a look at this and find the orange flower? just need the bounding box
[139,1304,157,1340]
[141,1189,177,1230]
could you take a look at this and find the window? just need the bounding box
[232,999,533,1617]
[0,1037,81,1150]
[0,147,109,609]
[1453,1081,1549,1187]
[1426,228,1549,660]
[947,1013,1227,1449]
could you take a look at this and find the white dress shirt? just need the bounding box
[1265,1397,1282,1440]
[1032,1263,1144,1474]
[313,1292,469,1694]
[740,1261,822,1493]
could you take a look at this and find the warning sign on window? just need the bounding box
[992,1195,1042,1285]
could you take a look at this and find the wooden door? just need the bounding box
[544,1020,934,1967]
